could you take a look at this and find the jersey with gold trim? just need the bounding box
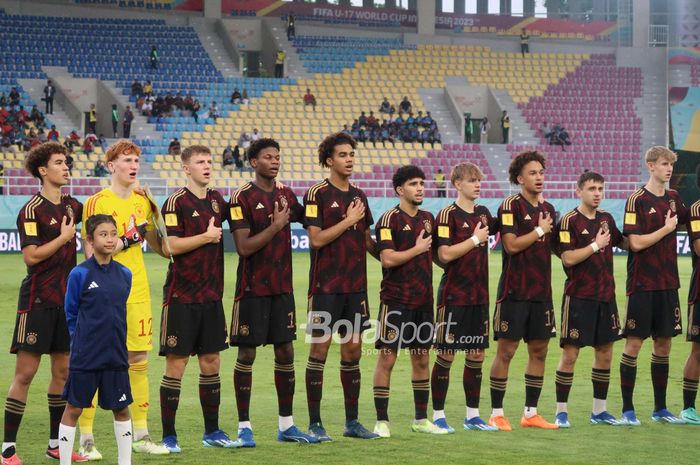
[687,200,700,304]
[623,187,688,294]
[17,193,82,312]
[229,182,303,299]
[376,207,435,308]
[497,194,556,302]
[162,187,228,304]
[435,203,496,306]
[303,179,373,295]
[557,208,622,301]
[83,188,154,303]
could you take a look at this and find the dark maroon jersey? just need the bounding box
[162,187,228,304]
[17,193,82,312]
[688,200,700,304]
[376,207,435,309]
[435,203,496,307]
[304,179,373,296]
[623,188,688,294]
[557,208,622,302]
[496,194,556,302]
[229,182,303,299]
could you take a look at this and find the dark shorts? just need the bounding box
[559,295,621,348]
[10,306,70,354]
[622,290,681,339]
[493,298,556,342]
[688,301,700,343]
[230,294,296,346]
[307,292,371,337]
[434,304,490,351]
[62,369,132,410]
[375,302,434,350]
[159,300,228,356]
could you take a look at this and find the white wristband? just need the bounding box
[470,235,481,246]
[590,242,600,253]
[535,226,545,238]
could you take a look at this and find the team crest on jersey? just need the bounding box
[423,220,432,234]
[66,204,75,220]
[135,204,145,219]
[445,333,455,344]
[312,314,322,325]
[26,332,37,345]
[240,325,250,336]
[353,196,362,204]
[500,321,508,332]
[569,329,580,340]
[600,220,609,233]
[279,195,288,209]
[386,329,397,341]
[211,199,220,214]
[480,214,488,227]
[691,326,700,336]
[166,336,177,348]
[626,319,636,330]
[670,200,676,213]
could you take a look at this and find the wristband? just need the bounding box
[535,226,545,238]
[470,235,480,247]
[590,242,600,253]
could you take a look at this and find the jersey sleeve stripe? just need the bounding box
[230,183,252,204]
[165,189,186,212]
[560,209,577,230]
[379,208,398,228]
[24,195,42,220]
[306,180,327,202]
[625,189,644,213]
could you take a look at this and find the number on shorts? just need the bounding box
[287,311,295,329]
[611,313,620,330]
[361,300,368,317]
[138,318,153,337]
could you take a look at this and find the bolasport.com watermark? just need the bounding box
[299,310,485,354]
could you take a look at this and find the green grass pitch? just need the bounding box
[1,252,698,465]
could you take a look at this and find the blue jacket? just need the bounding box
[64,256,131,371]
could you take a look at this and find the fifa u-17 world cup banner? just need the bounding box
[220,0,524,30]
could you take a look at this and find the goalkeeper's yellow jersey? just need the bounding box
[82,188,154,303]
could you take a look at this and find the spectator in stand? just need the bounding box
[341,124,351,136]
[432,128,441,146]
[366,111,377,128]
[174,92,184,112]
[93,160,109,177]
[241,89,249,105]
[141,99,153,117]
[98,133,108,152]
[9,87,20,107]
[88,104,97,135]
[192,99,201,123]
[552,124,572,150]
[83,133,97,155]
[233,144,243,171]
[222,144,234,168]
[479,117,490,144]
[358,111,367,127]
[406,112,416,126]
[65,152,74,174]
[520,29,530,56]
[251,128,260,141]
[399,96,412,115]
[16,105,29,126]
[183,94,194,112]
[379,121,395,147]
[286,13,295,40]
[420,127,432,147]
[409,124,420,142]
[379,97,395,115]
[143,80,153,97]
[111,104,119,138]
[168,137,181,156]
[275,49,286,78]
[43,79,55,114]
[123,105,134,138]
[423,111,434,128]
[209,101,220,122]
[47,125,60,142]
[29,105,45,128]
[0,93,6,107]
[540,121,551,140]
[303,88,316,111]
[131,80,143,99]
[150,45,159,68]
[501,110,510,144]
[68,130,81,148]
[230,88,242,104]
[435,168,446,198]
[238,131,252,152]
